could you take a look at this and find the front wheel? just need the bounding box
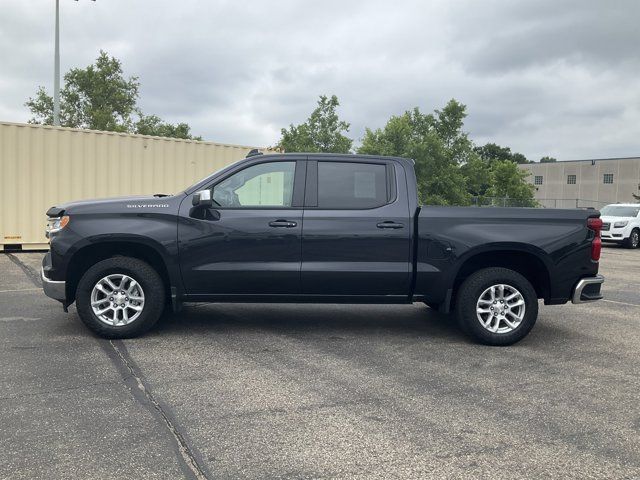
[623,229,640,249]
[455,267,538,346]
[76,256,165,338]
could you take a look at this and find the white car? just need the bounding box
[600,203,640,249]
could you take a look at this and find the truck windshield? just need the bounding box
[182,159,245,194]
[601,205,640,217]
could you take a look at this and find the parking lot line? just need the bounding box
[0,287,41,294]
[601,299,640,308]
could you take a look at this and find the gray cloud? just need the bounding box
[1,0,639,160]
[450,0,640,74]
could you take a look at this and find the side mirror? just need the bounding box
[192,189,213,207]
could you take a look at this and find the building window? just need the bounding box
[603,173,614,184]
[534,176,543,185]
[567,175,576,184]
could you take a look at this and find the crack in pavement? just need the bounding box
[6,253,42,288]
[4,253,210,478]
[105,340,210,480]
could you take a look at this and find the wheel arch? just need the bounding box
[64,237,177,304]
[448,245,552,309]
[624,227,640,248]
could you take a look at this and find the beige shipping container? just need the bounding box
[0,121,272,250]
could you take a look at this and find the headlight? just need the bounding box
[46,215,70,237]
[614,221,628,228]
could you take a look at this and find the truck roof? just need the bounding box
[254,152,415,164]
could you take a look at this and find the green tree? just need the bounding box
[412,134,470,206]
[359,99,537,207]
[511,152,530,164]
[135,114,202,140]
[460,155,492,197]
[277,95,352,153]
[475,142,512,162]
[487,160,537,206]
[475,142,530,164]
[27,51,139,131]
[26,51,199,140]
[359,100,471,205]
[433,100,473,160]
[540,156,557,163]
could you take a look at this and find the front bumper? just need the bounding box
[601,225,631,241]
[571,275,604,304]
[41,266,66,301]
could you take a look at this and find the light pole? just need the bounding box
[53,0,95,127]
[53,0,60,126]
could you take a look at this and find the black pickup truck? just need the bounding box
[42,152,604,345]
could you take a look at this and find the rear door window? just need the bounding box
[317,162,388,209]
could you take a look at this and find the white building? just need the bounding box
[520,157,640,208]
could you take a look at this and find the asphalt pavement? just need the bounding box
[0,246,639,479]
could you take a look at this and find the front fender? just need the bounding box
[49,215,183,301]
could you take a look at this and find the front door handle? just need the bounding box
[377,221,404,229]
[269,219,297,228]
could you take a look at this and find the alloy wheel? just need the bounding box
[476,283,526,334]
[90,274,145,326]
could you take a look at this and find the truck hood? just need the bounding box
[46,194,181,216]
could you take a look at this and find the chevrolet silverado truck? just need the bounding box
[42,152,605,345]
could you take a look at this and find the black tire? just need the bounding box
[623,229,640,249]
[454,267,538,346]
[76,256,165,339]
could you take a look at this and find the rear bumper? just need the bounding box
[41,266,66,301]
[571,275,604,304]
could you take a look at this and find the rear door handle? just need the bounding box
[269,219,297,228]
[377,221,404,229]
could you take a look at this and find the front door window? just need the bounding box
[212,162,296,208]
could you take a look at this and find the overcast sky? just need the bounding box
[1,0,639,160]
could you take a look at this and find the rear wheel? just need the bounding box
[76,257,165,338]
[623,229,639,249]
[455,267,538,346]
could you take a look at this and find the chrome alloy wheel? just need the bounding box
[90,274,145,326]
[632,230,639,248]
[476,284,526,334]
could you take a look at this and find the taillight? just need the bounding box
[587,217,602,261]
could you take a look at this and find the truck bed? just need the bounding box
[414,206,600,307]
